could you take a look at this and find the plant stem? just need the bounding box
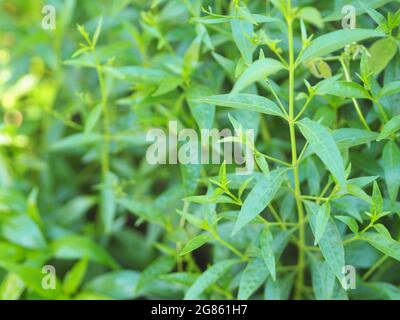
[94,53,110,178]
[339,58,371,131]
[286,4,306,300]
[374,99,389,124]
[212,231,248,261]
[363,255,388,281]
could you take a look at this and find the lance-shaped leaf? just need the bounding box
[232,168,287,235]
[195,94,285,118]
[379,81,400,98]
[335,216,359,234]
[306,201,345,281]
[310,256,336,300]
[230,17,255,65]
[362,232,400,261]
[135,256,176,293]
[232,58,286,93]
[377,115,400,141]
[185,259,237,299]
[368,37,398,75]
[180,234,212,256]
[299,29,385,63]
[238,258,269,300]
[382,141,400,204]
[297,118,346,191]
[314,202,331,245]
[324,0,394,21]
[316,81,370,99]
[62,258,88,296]
[332,128,378,149]
[260,229,276,280]
[51,234,119,269]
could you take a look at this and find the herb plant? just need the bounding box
[0,0,400,300]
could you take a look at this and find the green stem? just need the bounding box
[257,151,292,167]
[212,231,247,261]
[285,5,306,300]
[339,58,371,131]
[374,99,389,124]
[93,52,110,177]
[363,255,388,281]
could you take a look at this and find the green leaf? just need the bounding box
[382,141,400,203]
[0,261,64,299]
[316,81,370,99]
[374,224,392,239]
[136,255,175,293]
[335,216,359,234]
[358,0,386,24]
[306,157,321,195]
[100,172,116,234]
[377,115,400,140]
[297,118,346,190]
[264,273,295,300]
[232,58,285,93]
[50,133,102,152]
[195,94,285,118]
[85,104,102,133]
[1,215,46,250]
[116,66,168,84]
[297,7,324,29]
[310,257,335,300]
[238,258,269,300]
[232,168,287,235]
[51,234,119,269]
[368,38,398,75]
[255,154,270,176]
[0,273,25,300]
[181,162,201,196]
[180,234,212,256]
[186,86,215,130]
[362,232,400,261]
[185,259,237,299]
[62,258,88,295]
[379,81,400,97]
[84,271,139,300]
[299,29,385,63]
[314,202,331,245]
[260,229,276,280]
[230,17,254,65]
[306,201,345,281]
[371,181,383,215]
[347,184,372,204]
[324,0,396,22]
[333,128,379,149]
[0,241,25,262]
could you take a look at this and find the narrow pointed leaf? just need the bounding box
[232,168,287,235]
[180,234,212,256]
[297,118,346,190]
[185,260,237,299]
[195,94,284,118]
[300,29,385,63]
[232,58,285,93]
[260,229,276,280]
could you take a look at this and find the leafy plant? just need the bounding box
[0,0,400,300]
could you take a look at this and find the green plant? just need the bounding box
[0,0,400,300]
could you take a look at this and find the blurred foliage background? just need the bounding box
[0,0,400,300]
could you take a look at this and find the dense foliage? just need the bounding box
[1,0,400,300]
